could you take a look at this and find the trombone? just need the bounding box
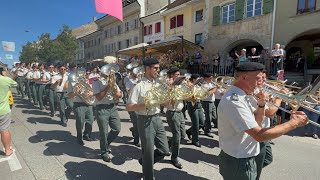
[255,84,320,128]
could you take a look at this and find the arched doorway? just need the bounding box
[285,28,320,72]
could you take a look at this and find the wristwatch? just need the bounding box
[258,104,265,108]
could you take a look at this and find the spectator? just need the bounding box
[235,49,247,65]
[271,43,284,75]
[248,48,261,62]
[0,67,17,156]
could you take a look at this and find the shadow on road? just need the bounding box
[27,117,61,125]
[179,147,219,166]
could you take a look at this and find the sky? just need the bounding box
[0,0,105,67]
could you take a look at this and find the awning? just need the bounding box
[117,37,203,56]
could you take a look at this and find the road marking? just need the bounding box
[0,148,22,171]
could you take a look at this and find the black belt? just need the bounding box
[168,110,181,113]
[202,101,214,103]
[96,103,115,109]
[74,102,90,106]
[56,92,67,94]
[138,113,159,118]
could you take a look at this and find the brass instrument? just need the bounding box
[172,73,193,101]
[255,82,320,128]
[132,66,145,80]
[143,69,172,109]
[100,64,120,101]
[68,70,95,105]
[192,77,211,101]
[212,76,234,91]
[126,61,140,70]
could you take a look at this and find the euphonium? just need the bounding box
[68,70,95,105]
[100,64,120,101]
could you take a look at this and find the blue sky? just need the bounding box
[0,0,104,67]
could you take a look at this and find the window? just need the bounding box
[195,10,203,22]
[155,22,161,33]
[297,0,316,14]
[105,30,108,38]
[117,25,122,34]
[144,25,152,36]
[222,3,235,23]
[118,41,122,50]
[195,33,202,45]
[246,0,262,18]
[147,41,152,45]
[126,39,130,48]
[134,19,139,29]
[134,36,138,45]
[170,14,184,29]
[155,40,161,43]
[125,22,129,32]
[98,38,100,45]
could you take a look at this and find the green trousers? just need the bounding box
[219,150,257,180]
[56,92,73,124]
[186,102,204,143]
[37,84,46,110]
[255,141,273,180]
[166,110,184,161]
[201,101,217,133]
[214,99,221,127]
[74,103,94,140]
[137,114,169,180]
[29,82,36,104]
[48,88,57,115]
[128,111,139,144]
[32,83,39,105]
[16,77,26,97]
[96,104,121,157]
[26,80,32,100]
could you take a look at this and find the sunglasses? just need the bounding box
[151,66,160,70]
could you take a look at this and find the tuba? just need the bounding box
[100,64,120,101]
[68,70,95,105]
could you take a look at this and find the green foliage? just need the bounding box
[19,24,78,64]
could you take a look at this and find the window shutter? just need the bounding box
[235,0,245,21]
[213,6,220,26]
[144,26,147,36]
[170,17,176,29]
[177,15,184,27]
[263,0,274,14]
[149,25,152,35]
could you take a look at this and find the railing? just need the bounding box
[188,57,269,76]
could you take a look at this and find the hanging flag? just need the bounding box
[2,41,15,52]
[95,0,123,22]
[5,54,13,60]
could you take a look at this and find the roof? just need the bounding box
[165,0,191,11]
[71,22,98,39]
[117,37,202,56]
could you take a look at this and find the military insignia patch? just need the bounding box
[231,93,239,101]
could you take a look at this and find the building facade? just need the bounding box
[206,0,274,59]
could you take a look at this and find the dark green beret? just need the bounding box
[167,67,179,74]
[142,58,159,66]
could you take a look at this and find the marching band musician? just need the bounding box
[89,66,100,79]
[186,74,205,147]
[35,64,47,110]
[213,77,225,128]
[31,64,40,106]
[51,63,72,127]
[125,67,140,147]
[68,69,95,145]
[218,62,308,180]
[166,66,184,169]
[16,62,28,98]
[126,58,170,180]
[92,67,122,162]
[201,73,217,138]
[25,64,34,102]
[47,64,58,117]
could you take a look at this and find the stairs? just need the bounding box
[283,71,305,87]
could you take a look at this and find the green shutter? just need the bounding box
[263,0,274,14]
[213,6,221,26]
[235,0,245,21]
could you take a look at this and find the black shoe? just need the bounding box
[106,148,112,154]
[61,122,67,127]
[138,158,142,165]
[205,132,214,138]
[134,142,141,147]
[186,131,192,140]
[77,140,84,146]
[50,113,55,117]
[192,142,201,147]
[102,154,111,162]
[171,160,183,169]
[129,127,133,132]
[83,135,93,141]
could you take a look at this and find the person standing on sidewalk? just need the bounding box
[126,58,169,180]
[0,67,17,156]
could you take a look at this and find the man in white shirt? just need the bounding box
[218,62,308,180]
[271,43,284,75]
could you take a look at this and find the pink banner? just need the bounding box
[95,0,123,22]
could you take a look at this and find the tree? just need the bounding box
[19,42,38,63]
[56,25,78,64]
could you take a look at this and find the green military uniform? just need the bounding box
[25,69,34,101]
[16,67,28,98]
[218,86,260,180]
[201,78,217,136]
[48,71,58,116]
[186,101,205,146]
[128,76,169,180]
[32,69,40,105]
[51,72,72,126]
[93,77,121,162]
[35,70,47,110]
[68,78,94,145]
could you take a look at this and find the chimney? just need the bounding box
[93,16,97,22]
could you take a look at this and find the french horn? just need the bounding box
[68,70,95,105]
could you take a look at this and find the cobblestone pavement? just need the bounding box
[1,93,320,180]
